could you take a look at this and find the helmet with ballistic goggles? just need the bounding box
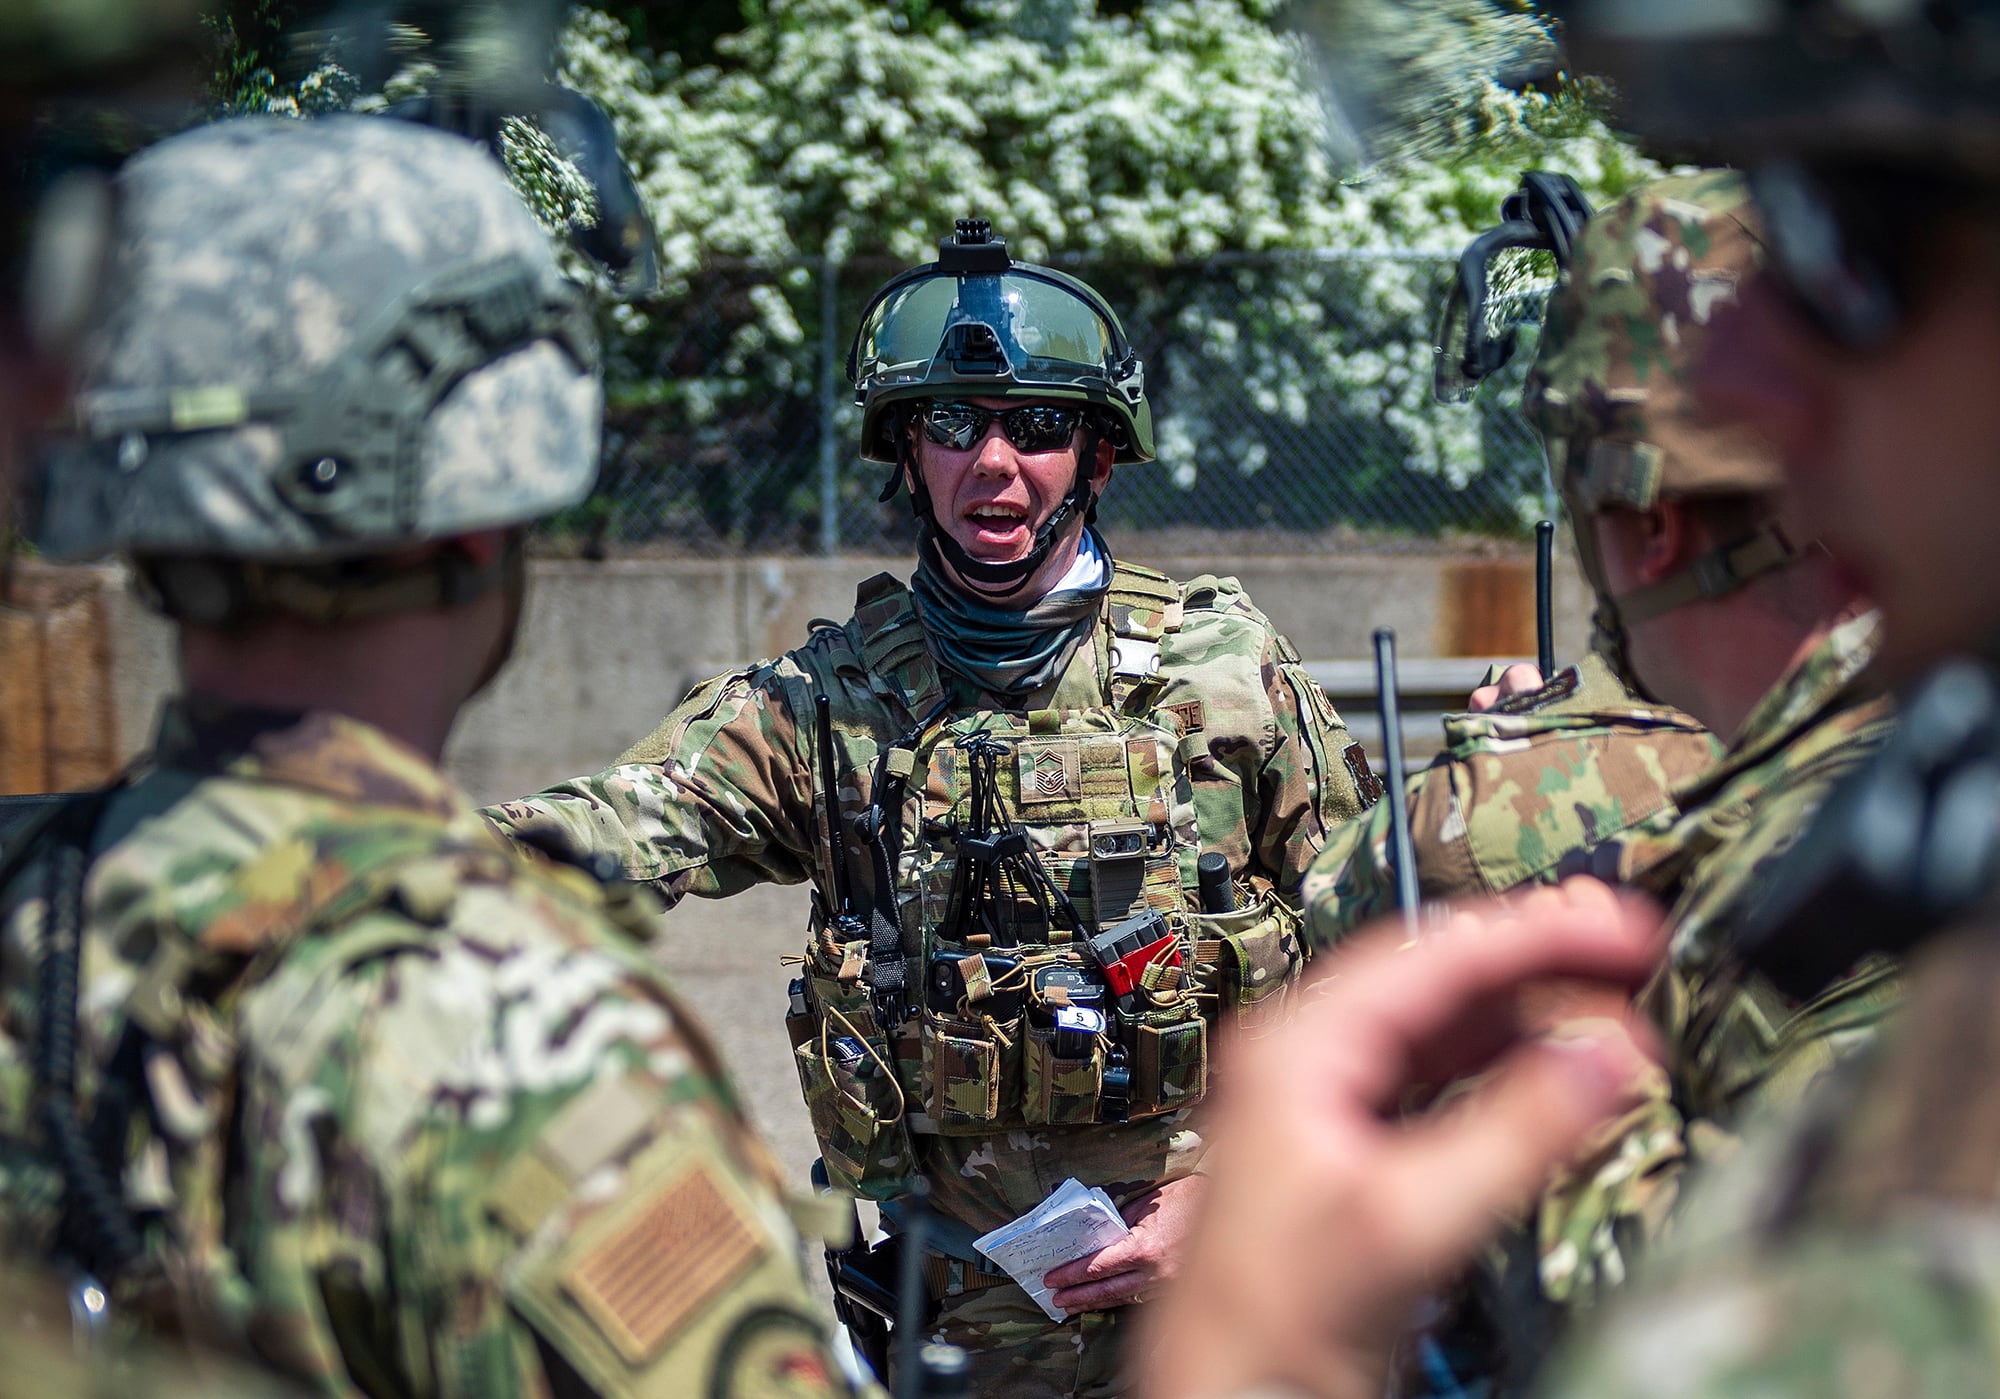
[850,219,1153,466]
[35,116,601,621]
[849,218,1152,592]
[1518,170,1804,694]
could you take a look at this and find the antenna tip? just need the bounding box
[1373,626,1396,645]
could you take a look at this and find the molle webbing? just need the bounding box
[1103,563,1183,711]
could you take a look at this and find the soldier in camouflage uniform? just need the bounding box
[1507,173,1900,1357]
[488,221,1374,1396]
[1294,173,1895,1394]
[1535,0,2000,1390]
[1465,173,1897,1321]
[0,116,853,1398]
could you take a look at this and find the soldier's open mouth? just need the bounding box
[965,503,1031,550]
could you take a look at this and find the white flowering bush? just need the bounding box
[548,0,1660,548]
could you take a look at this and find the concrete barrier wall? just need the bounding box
[45,548,1593,805]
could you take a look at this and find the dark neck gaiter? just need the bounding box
[912,527,1111,700]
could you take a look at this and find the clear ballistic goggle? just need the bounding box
[1433,171,1593,403]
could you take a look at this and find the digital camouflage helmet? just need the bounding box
[1520,170,1802,695]
[849,219,1153,592]
[37,116,601,624]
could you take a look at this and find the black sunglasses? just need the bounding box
[917,400,1083,452]
[1751,160,1989,353]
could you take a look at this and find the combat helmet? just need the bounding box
[849,219,1152,592]
[1525,170,1803,691]
[36,115,601,624]
[1562,0,2000,355]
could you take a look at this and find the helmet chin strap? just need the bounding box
[1572,508,1807,704]
[895,419,1101,598]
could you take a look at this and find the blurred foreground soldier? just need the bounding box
[1,116,851,1397]
[1318,172,1896,1378]
[488,220,1376,1396]
[1541,0,2000,1389]
[1147,2,2000,1396]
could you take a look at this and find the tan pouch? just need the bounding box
[921,1008,1021,1131]
[1192,891,1305,1030]
[1130,1016,1208,1117]
[1022,1025,1106,1126]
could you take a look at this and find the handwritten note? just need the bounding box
[972,1177,1131,1321]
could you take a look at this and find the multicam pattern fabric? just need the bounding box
[487,561,1368,1393]
[1525,168,1780,512]
[1542,925,2000,1398]
[1300,653,1721,944]
[0,701,848,1398]
[37,117,601,564]
[1536,608,1900,1308]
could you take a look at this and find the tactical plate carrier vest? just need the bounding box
[783,563,1307,1199]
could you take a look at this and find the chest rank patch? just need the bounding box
[562,1163,766,1364]
[1020,742,1079,804]
[1165,700,1206,735]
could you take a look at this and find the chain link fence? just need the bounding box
[542,251,1555,558]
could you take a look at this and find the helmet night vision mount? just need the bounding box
[849,218,1154,595]
[1434,171,1593,404]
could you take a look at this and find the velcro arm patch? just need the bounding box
[500,1120,845,1397]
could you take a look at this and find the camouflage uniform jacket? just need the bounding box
[0,700,850,1399]
[1299,652,1721,946]
[1542,924,2000,1398]
[487,560,1368,1247]
[1538,608,1902,1306]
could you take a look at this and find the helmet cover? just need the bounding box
[1525,168,1784,519]
[37,115,602,563]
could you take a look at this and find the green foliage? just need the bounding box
[555,0,1658,548]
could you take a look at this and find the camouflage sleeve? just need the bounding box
[483,664,819,905]
[1539,1227,1995,1397]
[228,860,850,1397]
[1535,719,1902,1320]
[1255,650,1373,895]
[1299,758,1474,949]
[1197,593,1375,897]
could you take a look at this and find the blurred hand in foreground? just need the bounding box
[1138,879,1664,1399]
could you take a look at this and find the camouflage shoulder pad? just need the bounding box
[1178,573,1243,610]
[618,670,747,765]
[499,1100,847,1397]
